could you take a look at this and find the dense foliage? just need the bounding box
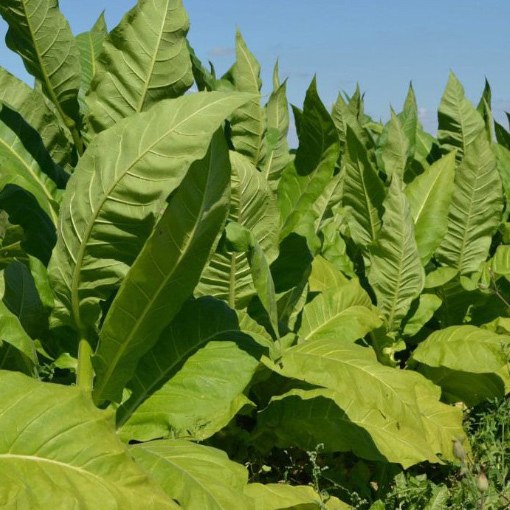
[0,0,509,508]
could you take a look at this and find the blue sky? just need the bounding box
[1,0,509,144]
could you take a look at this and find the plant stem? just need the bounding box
[76,337,94,393]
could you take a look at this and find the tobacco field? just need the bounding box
[0,0,509,508]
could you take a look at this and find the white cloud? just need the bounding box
[208,46,235,58]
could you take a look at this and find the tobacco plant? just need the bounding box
[0,0,509,508]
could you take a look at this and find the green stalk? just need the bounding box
[77,337,94,393]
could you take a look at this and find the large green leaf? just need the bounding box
[260,63,291,187]
[0,66,72,168]
[48,92,252,333]
[196,151,279,308]
[278,78,340,242]
[0,271,37,372]
[405,152,456,264]
[342,126,385,247]
[3,261,46,340]
[436,131,503,274]
[131,439,253,510]
[494,143,510,203]
[0,101,64,224]
[93,131,231,404]
[262,339,465,467]
[412,325,510,374]
[368,177,424,332]
[308,255,349,293]
[76,13,107,107]
[86,0,193,134]
[0,0,81,132]
[411,326,510,405]
[117,297,260,441]
[298,280,381,343]
[377,110,411,179]
[0,371,178,509]
[437,72,484,161]
[229,30,266,166]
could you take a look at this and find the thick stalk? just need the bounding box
[76,337,94,393]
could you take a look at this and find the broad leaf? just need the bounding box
[436,132,503,274]
[230,30,266,165]
[86,0,193,134]
[0,371,178,509]
[368,177,424,331]
[48,92,252,333]
[93,131,231,404]
[278,78,340,242]
[0,0,81,131]
[377,110,411,179]
[0,101,64,224]
[402,294,442,338]
[298,280,381,343]
[342,126,385,247]
[117,297,260,442]
[405,151,456,264]
[308,255,349,293]
[131,439,253,510]
[263,339,465,467]
[412,325,510,374]
[437,72,484,161]
[196,151,279,308]
[411,326,510,405]
[0,66,72,167]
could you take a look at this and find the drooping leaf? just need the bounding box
[405,151,456,264]
[0,273,37,372]
[131,439,253,510]
[411,326,510,405]
[342,126,385,247]
[48,92,252,333]
[0,184,56,265]
[0,101,65,224]
[0,0,81,131]
[436,131,503,274]
[196,151,279,308]
[298,280,381,343]
[402,294,442,338]
[0,66,72,168]
[278,77,340,243]
[93,131,231,404]
[117,297,260,442]
[224,222,280,339]
[230,30,266,165]
[437,72,484,161]
[412,325,510,374]
[3,261,46,340]
[263,339,465,467]
[86,0,193,134]
[0,371,178,509]
[76,12,107,107]
[368,177,424,332]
